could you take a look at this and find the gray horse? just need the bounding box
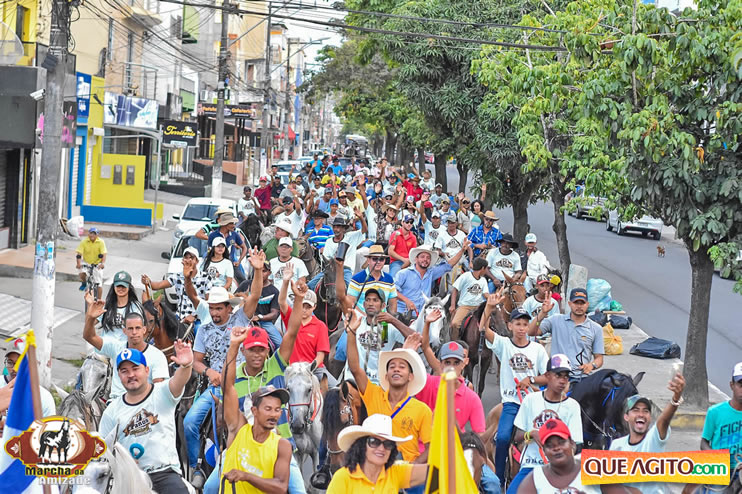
[285,361,324,490]
[56,353,112,431]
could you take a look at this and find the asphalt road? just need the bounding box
[441,164,739,392]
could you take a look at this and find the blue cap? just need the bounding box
[407,173,416,179]
[329,198,339,205]
[403,214,415,222]
[89,227,99,234]
[510,307,531,321]
[116,348,147,369]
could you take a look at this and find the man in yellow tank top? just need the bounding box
[221,383,293,493]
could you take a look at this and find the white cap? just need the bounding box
[183,246,200,260]
[278,237,292,247]
[275,217,293,233]
[525,233,537,243]
[211,236,227,247]
[734,362,742,382]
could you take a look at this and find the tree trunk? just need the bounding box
[457,161,467,194]
[683,244,713,409]
[374,136,383,157]
[400,146,412,173]
[386,130,398,164]
[550,174,571,289]
[512,195,529,247]
[417,147,426,174]
[434,153,448,192]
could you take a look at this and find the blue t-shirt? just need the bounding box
[208,230,244,261]
[702,401,742,470]
[329,164,343,175]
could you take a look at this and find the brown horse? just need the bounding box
[142,297,192,360]
[501,271,528,315]
[461,300,509,396]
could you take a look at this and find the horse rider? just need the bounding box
[346,315,433,467]
[274,189,309,238]
[82,292,169,399]
[422,209,445,246]
[1,337,56,417]
[510,354,584,493]
[521,274,562,321]
[449,257,489,341]
[527,287,605,384]
[99,343,195,494]
[610,374,686,494]
[75,226,106,298]
[184,251,265,488]
[254,176,272,223]
[263,217,300,262]
[202,279,308,494]
[394,243,469,317]
[308,213,367,290]
[467,210,502,260]
[701,362,742,489]
[237,186,260,223]
[236,262,282,352]
[193,206,233,257]
[305,209,333,252]
[207,212,248,285]
[484,233,522,293]
[346,244,398,314]
[523,233,553,293]
[388,213,418,279]
[480,294,548,488]
[436,212,469,268]
[270,237,309,298]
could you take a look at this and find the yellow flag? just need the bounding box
[424,371,479,494]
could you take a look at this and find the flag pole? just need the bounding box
[25,331,51,493]
[446,372,456,494]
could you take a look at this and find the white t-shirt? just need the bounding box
[610,424,670,494]
[514,391,583,468]
[269,257,309,297]
[522,295,560,319]
[342,317,395,385]
[533,464,600,494]
[3,380,57,417]
[237,197,258,216]
[99,302,143,344]
[202,258,234,288]
[98,341,170,399]
[486,248,522,281]
[435,229,467,262]
[423,221,446,246]
[99,381,183,474]
[274,209,307,238]
[486,334,548,403]
[322,229,366,271]
[526,250,552,283]
[453,271,489,307]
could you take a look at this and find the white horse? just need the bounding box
[285,361,323,490]
[56,353,112,431]
[391,293,452,350]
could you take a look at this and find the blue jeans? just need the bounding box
[259,320,282,350]
[481,464,501,494]
[184,385,222,468]
[495,402,520,486]
[507,466,532,494]
[204,452,306,494]
[307,266,352,290]
[389,260,404,279]
[334,330,348,362]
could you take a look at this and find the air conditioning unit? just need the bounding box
[200,90,209,101]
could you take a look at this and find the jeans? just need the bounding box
[334,330,348,362]
[507,466,532,494]
[149,468,190,494]
[481,464,501,494]
[184,385,222,468]
[204,452,306,494]
[307,266,352,291]
[258,320,282,350]
[495,402,520,486]
[389,260,404,280]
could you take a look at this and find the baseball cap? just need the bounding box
[539,418,572,443]
[183,246,200,260]
[338,191,347,198]
[211,236,227,248]
[569,288,588,302]
[441,197,450,204]
[509,307,531,321]
[525,233,537,243]
[251,385,290,406]
[278,237,292,247]
[275,217,293,233]
[364,288,386,303]
[435,182,443,188]
[243,326,271,350]
[445,213,458,223]
[431,210,441,218]
[624,394,653,413]
[536,274,552,285]
[259,176,269,182]
[403,214,415,223]
[116,348,147,369]
[4,337,25,357]
[324,187,333,194]
[423,201,433,208]
[89,227,100,234]
[302,290,318,308]
[282,196,294,204]
[113,271,132,287]
[329,198,339,205]
[733,362,742,383]
[407,173,416,179]
[406,195,415,203]
[547,354,572,373]
[439,341,466,361]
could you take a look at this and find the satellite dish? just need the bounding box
[0,21,24,66]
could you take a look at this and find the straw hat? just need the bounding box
[337,414,412,452]
[408,245,439,266]
[378,348,427,395]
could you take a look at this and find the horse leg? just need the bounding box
[483,403,502,466]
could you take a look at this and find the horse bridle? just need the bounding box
[503,281,525,310]
[326,380,358,456]
[288,386,322,428]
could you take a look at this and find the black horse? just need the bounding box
[39,419,71,463]
[314,260,343,334]
[570,368,645,449]
[240,213,263,250]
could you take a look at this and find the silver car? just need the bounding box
[606,210,663,240]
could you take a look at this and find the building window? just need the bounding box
[107,19,114,61]
[15,5,28,41]
[246,63,255,83]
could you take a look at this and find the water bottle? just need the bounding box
[380,321,389,345]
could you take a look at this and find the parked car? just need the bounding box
[567,188,607,220]
[171,197,237,248]
[715,249,742,279]
[606,211,663,240]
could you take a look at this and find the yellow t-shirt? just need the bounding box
[221,423,281,494]
[360,382,433,462]
[321,174,342,185]
[75,237,107,265]
[327,463,413,494]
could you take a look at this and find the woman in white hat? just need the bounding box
[326,414,429,493]
[201,236,234,291]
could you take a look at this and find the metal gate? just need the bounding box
[0,151,8,249]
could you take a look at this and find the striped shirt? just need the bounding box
[467,224,503,257]
[348,269,398,312]
[305,224,334,250]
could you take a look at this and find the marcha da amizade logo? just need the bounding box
[5,416,106,477]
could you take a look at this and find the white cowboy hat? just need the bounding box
[408,245,439,267]
[206,286,242,306]
[378,348,427,396]
[274,217,293,233]
[337,414,412,452]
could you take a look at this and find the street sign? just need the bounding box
[161,120,198,147]
[197,103,255,119]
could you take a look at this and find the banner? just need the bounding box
[161,120,198,147]
[581,449,730,486]
[76,72,91,119]
[103,92,159,129]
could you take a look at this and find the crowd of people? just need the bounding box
[1,153,741,494]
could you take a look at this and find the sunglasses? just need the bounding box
[369,257,385,263]
[404,220,414,224]
[462,201,470,204]
[367,437,395,450]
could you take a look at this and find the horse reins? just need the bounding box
[289,387,322,427]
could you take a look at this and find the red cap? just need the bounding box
[242,327,270,350]
[423,201,433,208]
[259,176,269,182]
[539,418,571,443]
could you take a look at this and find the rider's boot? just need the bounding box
[191,463,205,489]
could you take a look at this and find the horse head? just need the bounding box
[502,273,527,315]
[285,361,322,435]
[417,294,452,348]
[80,353,112,402]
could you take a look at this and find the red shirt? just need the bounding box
[254,186,272,210]
[280,306,330,366]
[416,374,486,433]
[389,228,417,260]
[402,180,424,201]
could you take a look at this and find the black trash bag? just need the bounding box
[589,309,608,327]
[630,337,681,359]
[610,315,633,329]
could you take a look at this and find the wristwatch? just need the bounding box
[591,362,598,370]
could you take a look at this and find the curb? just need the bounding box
[0,264,79,282]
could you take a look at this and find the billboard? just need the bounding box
[103,92,159,129]
[161,120,198,147]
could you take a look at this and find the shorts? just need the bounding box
[79,263,103,285]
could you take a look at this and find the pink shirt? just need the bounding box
[416,374,486,433]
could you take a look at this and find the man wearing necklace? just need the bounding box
[509,354,583,494]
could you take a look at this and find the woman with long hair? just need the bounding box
[201,236,234,290]
[471,199,485,229]
[327,414,428,493]
[101,270,143,342]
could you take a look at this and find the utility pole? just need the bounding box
[282,41,291,161]
[211,2,231,199]
[260,3,272,176]
[31,0,70,388]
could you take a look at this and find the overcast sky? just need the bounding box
[279,1,345,68]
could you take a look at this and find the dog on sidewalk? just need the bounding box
[657,244,666,257]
